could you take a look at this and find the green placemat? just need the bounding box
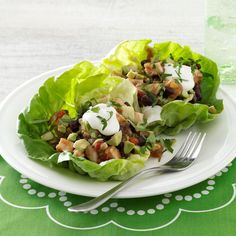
[0,155,236,236]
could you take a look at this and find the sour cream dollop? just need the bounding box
[142,105,162,123]
[82,103,120,136]
[164,64,195,91]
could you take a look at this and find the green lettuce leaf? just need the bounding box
[50,151,149,181]
[146,101,213,135]
[110,79,140,111]
[18,60,148,181]
[103,39,151,75]
[153,41,223,113]
[103,40,223,135]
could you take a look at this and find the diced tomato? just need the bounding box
[50,110,67,125]
[94,141,102,151]
[129,137,139,145]
[137,89,145,98]
[56,110,67,119]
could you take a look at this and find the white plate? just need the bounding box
[0,65,236,198]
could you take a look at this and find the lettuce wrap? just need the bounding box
[103,40,223,135]
[18,40,223,181]
[18,61,150,181]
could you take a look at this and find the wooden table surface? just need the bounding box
[0,0,205,101]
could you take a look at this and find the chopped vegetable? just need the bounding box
[107,131,122,146]
[73,139,90,151]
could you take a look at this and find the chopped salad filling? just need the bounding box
[121,54,205,108]
[41,99,174,164]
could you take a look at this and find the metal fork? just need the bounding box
[68,132,206,213]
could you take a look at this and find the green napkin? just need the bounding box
[0,155,235,236]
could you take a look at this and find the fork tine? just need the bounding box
[174,132,192,158]
[187,133,206,160]
[180,132,197,158]
[184,133,202,158]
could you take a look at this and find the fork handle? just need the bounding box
[68,168,156,212]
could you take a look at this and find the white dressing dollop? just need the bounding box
[164,63,195,91]
[82,103,120,136]
[142,105,162,123]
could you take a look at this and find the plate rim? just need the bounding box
[0,65,236,198]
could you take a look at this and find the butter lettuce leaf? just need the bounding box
[148,101,213,135]
[103,39,151,75]
[18,61,147,181]
[153,41,223,113]
[50,151,149,181]
[103,40,223,135]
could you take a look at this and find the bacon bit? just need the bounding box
[56,138,74,152]
[129,137,139,145]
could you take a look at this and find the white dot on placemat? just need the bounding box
[156,204,164,210]
[64,201,72,207]
[209,176,215,179]
[193,193,201,199]
[90,209,98,215]
[127,210,135,215]
[175,195,183,201]
[101,207,110,212]
[208,180,215,185]
[21,174,27,179]
[58,191,66,196]
[117,207,125,212]
[222,167,228,173]
[19,179,27,184]
[184,195,192,201]
[162,198,170,204]
[37,192,45,197]
[28,189,36,195]
[147,209,155,214]
[206,186,214,191]
[48,192,57,198]
[59,196,67,202]
[137,210,145,215]
[23,184,31,190]
[215,172,222,177]
[110,202,118,208]
[201,190,209,195]
[227,162,232,167]
[164,193,172,198]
